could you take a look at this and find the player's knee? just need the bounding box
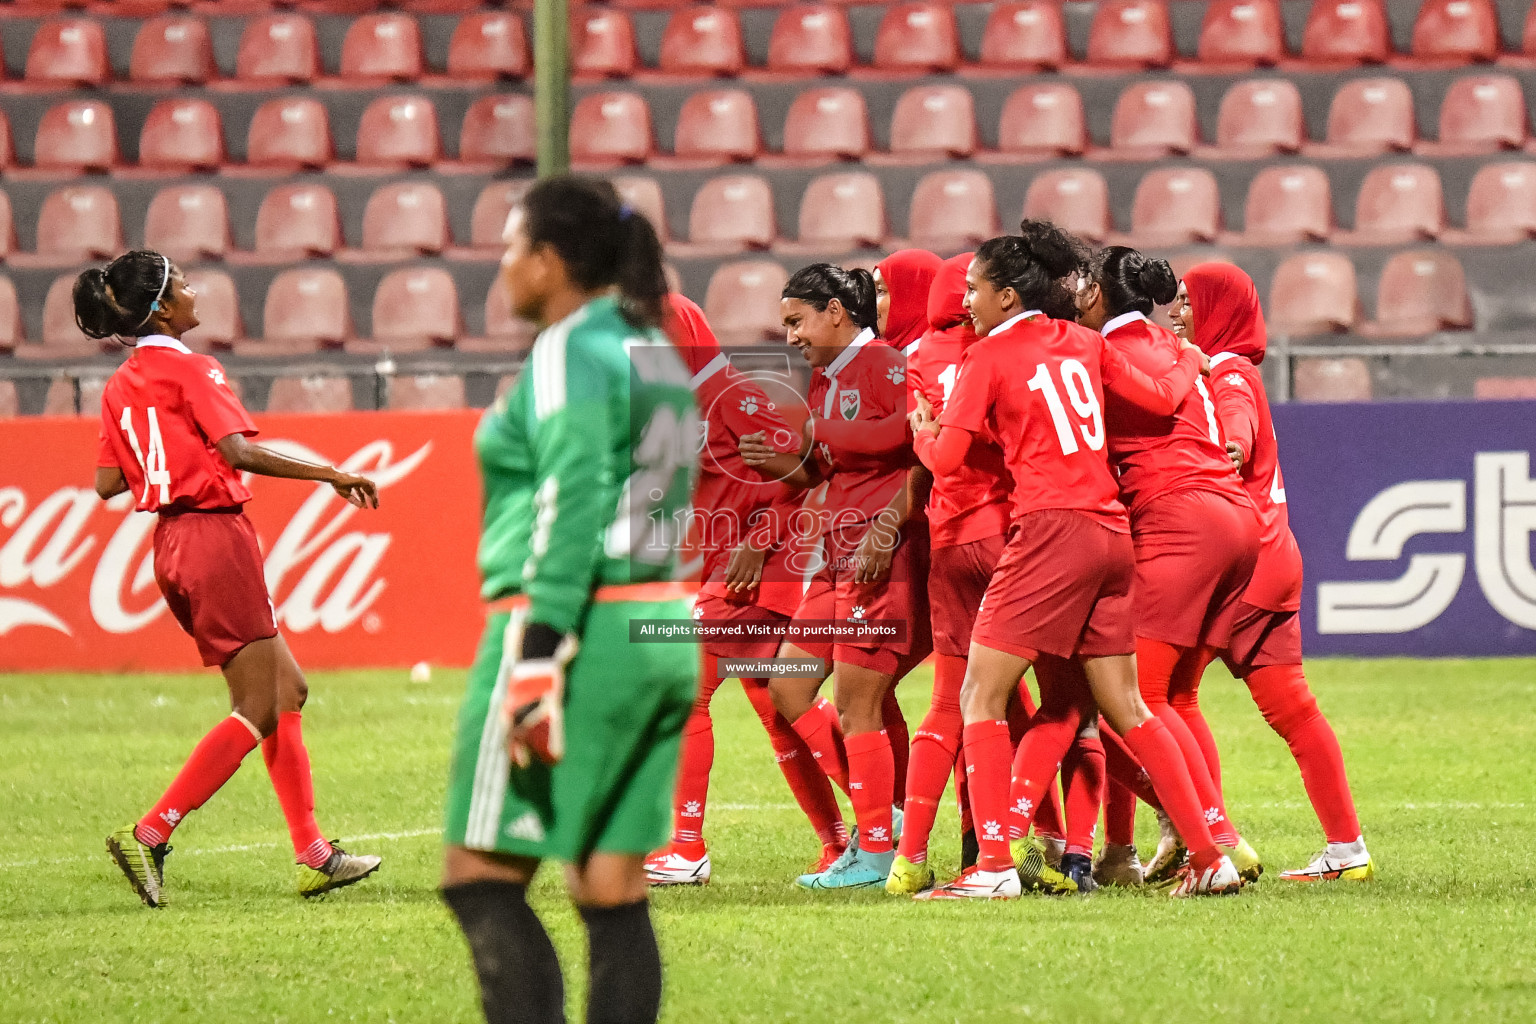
[235,701,279,738]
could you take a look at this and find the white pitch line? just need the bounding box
[0,827,439,872]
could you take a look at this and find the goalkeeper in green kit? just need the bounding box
[441,175,698,1024]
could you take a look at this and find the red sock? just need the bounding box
[1122,717,1217,859]
[261,711,332,869]
[1007,713,1077,840]
[1138,638,1239,846]
[882,689,910,809]
[955,747,972,836]
[1061,733,1105,857]
[791,697,849,795]
[1102,722,1161,811]
[1247,664,1362,843]
[1010,678,1066,840]
[844,729,895,853]
[1104,780,1138,847]
[961,720,1013,871]
[742,678,848,850]
[136,715,261,846]
[898,654,964,862]
[1168,647,1222,799]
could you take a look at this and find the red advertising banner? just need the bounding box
[0,411,485,672]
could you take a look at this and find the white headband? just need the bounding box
[135,255,172,329]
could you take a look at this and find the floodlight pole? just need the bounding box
[534,0,571,177]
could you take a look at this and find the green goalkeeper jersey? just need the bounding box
[474,294,697,634]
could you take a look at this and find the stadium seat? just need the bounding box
[460,280,534,354]
[1268,252,1359,334]
[655,7,745,77]
[1021,168,1111,243]
[1238,165,1333,243]
[613,176,670,242]
[1408,0,1498,65]
[346,182,450,260]
[1342,163,1445,243]
[34,274,103,358]
[0,194,13,262]
[781,172,886,253]
[1448,161,1536,243]
[1194,0,1285,69]
[974,1,1068,71]
[1360,250,1472,337]
[235,15,321,84]
[32,101,119,174]
[906,170,998,249]
[1086,0,1173,69]
[338,14,424,83]
[136,99,226,173]
[663,90,761,166]
[1105,81,1198,159]
[351,96,441,170]
[0,278,21,354]
[452,94,535,169]
[1305,77,1415,156]
[144,186,231,263]
[464,180,533,251]
[983,84,1086,160]
[130,16,216,84]
[572,10,639,80]
[25,19,109,86]
[704,260,789,345]
[41,379,78,416]
[0,380,16,419]
[257,269,351,351]
[266,376,354,414]
[0,112,13,172]
[677,175,776,255]
[1206,79,1303,158]
[180,270,242,351]
[1474,377,1536,399]
[388,374,467,411]
[570,92,653,168]
[243,98,334,170]
[1293,358,1373,401]
[1297,0,1391,66]
[764,6,853,77]
[245,184,342,261]
[877,85,976,162]
[772,88,870,165]
[361,268,461,351]
[445,13,530,80]
[12,187,121,268]
[1124,168,1221,246]
[1418,75,1527,155]
[868,3,960,74]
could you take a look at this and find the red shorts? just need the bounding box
[153,509,277,667]
[928,533,1006,657]
[972,509,1135,661]
[1223,601,1303,674]
[1130,488,1260,650]
[791,522,925,676]
[694,596,789,659]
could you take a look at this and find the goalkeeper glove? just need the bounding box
[503,624,579,768]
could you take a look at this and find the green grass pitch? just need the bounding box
[2,658,1534,1023]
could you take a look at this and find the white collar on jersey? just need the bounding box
[824,327,874,378]
[902,337,922,358]
[690,352,730,389]
[1210,351,1241,369]
[987,310,1043,337]
[134,334,192,354]
[1101,311,1149,337]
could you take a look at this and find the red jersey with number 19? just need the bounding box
[96,336,257,513]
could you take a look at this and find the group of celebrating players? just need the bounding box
[646,219,1377,900]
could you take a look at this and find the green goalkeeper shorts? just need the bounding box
[444,598,697,863]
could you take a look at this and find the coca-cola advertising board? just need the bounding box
[1,411,485,672]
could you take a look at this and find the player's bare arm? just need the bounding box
[215,433,379,509]
[94,466,128,500]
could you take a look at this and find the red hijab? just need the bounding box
[927,251,974,334]
[1183,262,1268,365]
[876,249,943,348]
[664,292,721,375]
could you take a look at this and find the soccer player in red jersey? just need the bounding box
[908,228,1244,899]
[645,294,848,885]
[1076,247,1264,887]
[1174,263,1375,882]
[84,251,383,907]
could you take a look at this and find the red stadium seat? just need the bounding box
[570,92,653,167]
[1298,0,1390,66]
[247,184,342,261]
[880,85,976,161]
[665,90,761,165]
[1342,163,1444,243]
[235,15,320,84]
[14,187,121,267]
[679,175,776,255]
[144,186,231,263]
[704,260,789,345]
[244,98,333,171]
[25,19,109,86]
[259,269,352,350]
[656,7,745,77]
[1086,0,1173,69]
[984,83,1085,161]
[0,381,16,418]
[445,13,530,80]
[1106,81,1197,159]
[339,14,424,83]
[774,88,870,165]
[0,112,14,172]
[975,1,1068,71]
[1450,161,1536,243]
[765,6,853,77]
[352,96,441,169]
[1239,165,1333,243]
[572,10,639,80]
[1419,75,1527,155]
[1268,252,1359,334]
[35,274,102,358]
[453,94,535,169]
[137,99,226,173]
[869,3,960,74]
[1409,0,1498,65]
[1022,169,1111,243]
[362,268,461,351]
[1195,0,1285,69]
[0,277,17,354]
[1306,77,1415,156]
[0,193,14,262]
[266,376,354,413]
[1360,250,1472,337]
[463,281,535,354]
[1125,168,1221,246]
[180,270,242,351]
[388,374,466,411]
[466,180,533,250]
[130,16,216,84]
[784,172,886,252]
[906,170,997,249]
[1293,358,1373,401]
[33,101,119,173]
[1208,79,1303,158]
[1474,377,1536,399]
[348,182,449,260]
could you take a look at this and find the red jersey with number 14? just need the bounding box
[97,337,257,513]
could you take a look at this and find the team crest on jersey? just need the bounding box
[885,366,905,386]
[696,419,709,454]
[1224,373,1246,387]
[838,389,861,420]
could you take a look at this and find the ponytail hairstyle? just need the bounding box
[780,263,879,332]
[973,220,1084,318]
[1085,245,1178,318]
[73,250,174,340]
[521,174,668,330]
